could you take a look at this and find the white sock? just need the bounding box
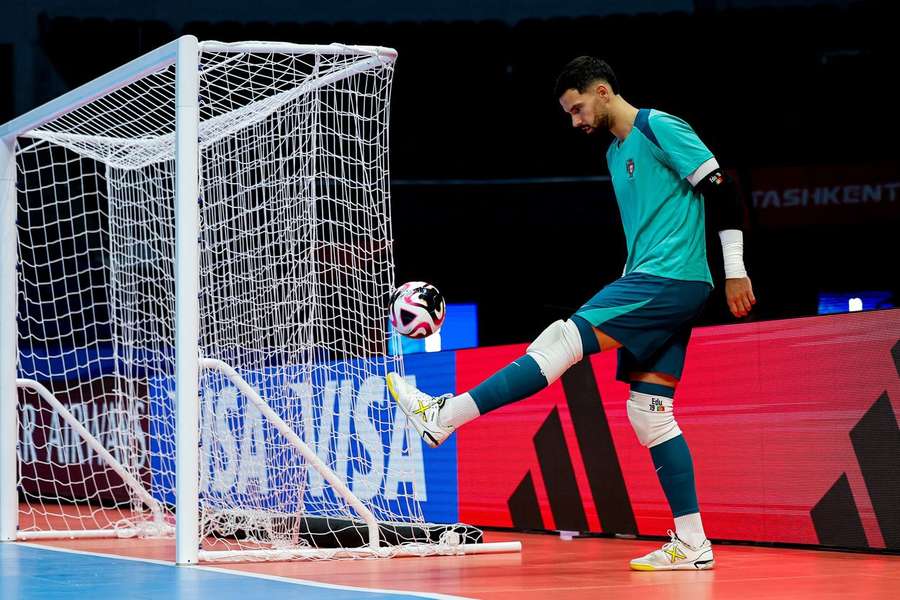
[674,512,707,548]
[441,392,480,429]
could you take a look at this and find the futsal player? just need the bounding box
[387,56,755,570]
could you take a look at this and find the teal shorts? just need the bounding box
[572,272,711,382]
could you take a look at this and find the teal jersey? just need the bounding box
[606,109,713,286]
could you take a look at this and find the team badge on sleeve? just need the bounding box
[626,158,635,178]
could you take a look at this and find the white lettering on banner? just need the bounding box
[207,374,427,501]
[46,412,65,463]
[384,403,427,501]
[87,403,102,463]
[67,404,87,464]
[817,186,839,205]
[18,398,149,467]
[352,376,386,501]
[108,409,130,466]
[18,374,430,502]
[236,401,268,495]
[212,386,239,494]
[752,182,900,208]
[19,405,37,463]
[289,378,352,497]
[335,379,354,491]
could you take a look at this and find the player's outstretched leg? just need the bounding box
[387,317,600,448]
[625,381,714,570]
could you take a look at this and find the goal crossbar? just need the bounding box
[21,51,398,171]
[0,40,180,143]
[0,38,397,143]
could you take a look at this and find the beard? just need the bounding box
[582,112,608,136]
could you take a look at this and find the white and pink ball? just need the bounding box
[389,281,446,338]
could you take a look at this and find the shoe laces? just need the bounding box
[419,393,452,413]
[431,394,454,428]
[662,529,682,552]
[435,393,454,415]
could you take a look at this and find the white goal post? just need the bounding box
[0,35,520,564]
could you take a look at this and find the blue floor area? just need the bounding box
[1,543,460,600]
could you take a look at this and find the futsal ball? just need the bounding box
[389,281,446,338]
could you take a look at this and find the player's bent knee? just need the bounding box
[626,392,683,447]
[526,319,583,384]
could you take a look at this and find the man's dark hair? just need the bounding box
[554,57,619,98]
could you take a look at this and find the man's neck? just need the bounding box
[608,99,640,141]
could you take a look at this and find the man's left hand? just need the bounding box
[725,276,756,318]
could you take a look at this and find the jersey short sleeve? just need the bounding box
[642,110,713,180]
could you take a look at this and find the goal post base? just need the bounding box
[199,541,522,562]
[205,513,485,550]
[16,521,175,541]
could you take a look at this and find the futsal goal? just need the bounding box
[0,36,519,563]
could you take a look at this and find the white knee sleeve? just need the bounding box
[526,319,584,384]
[627,390,682,448]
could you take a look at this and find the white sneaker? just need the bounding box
[629,531,715,571]
[386,373,454,448]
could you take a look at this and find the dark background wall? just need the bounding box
[2,1,897,346]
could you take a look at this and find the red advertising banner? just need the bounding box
[456,309,900,550]
[18,377,150,505]
[750,162,900,226]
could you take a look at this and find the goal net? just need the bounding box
[1,37,511,562]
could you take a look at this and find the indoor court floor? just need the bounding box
[3,531,898,599]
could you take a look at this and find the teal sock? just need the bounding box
[468,354,547,414]
[649,434,699,517]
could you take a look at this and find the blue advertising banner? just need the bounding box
[148,351,458,525]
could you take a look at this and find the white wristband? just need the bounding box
[718,229,747,279]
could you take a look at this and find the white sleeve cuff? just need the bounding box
[687,157,720,187]
[718,229,747,279]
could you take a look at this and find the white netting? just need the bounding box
[12,41,466,558]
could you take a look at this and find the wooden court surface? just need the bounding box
[30,530,899,599]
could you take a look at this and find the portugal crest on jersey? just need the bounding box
[626,158,635,178]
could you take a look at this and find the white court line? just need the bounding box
[19,542,474,600]
[21,541,172,565]
[196,565,475,600]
